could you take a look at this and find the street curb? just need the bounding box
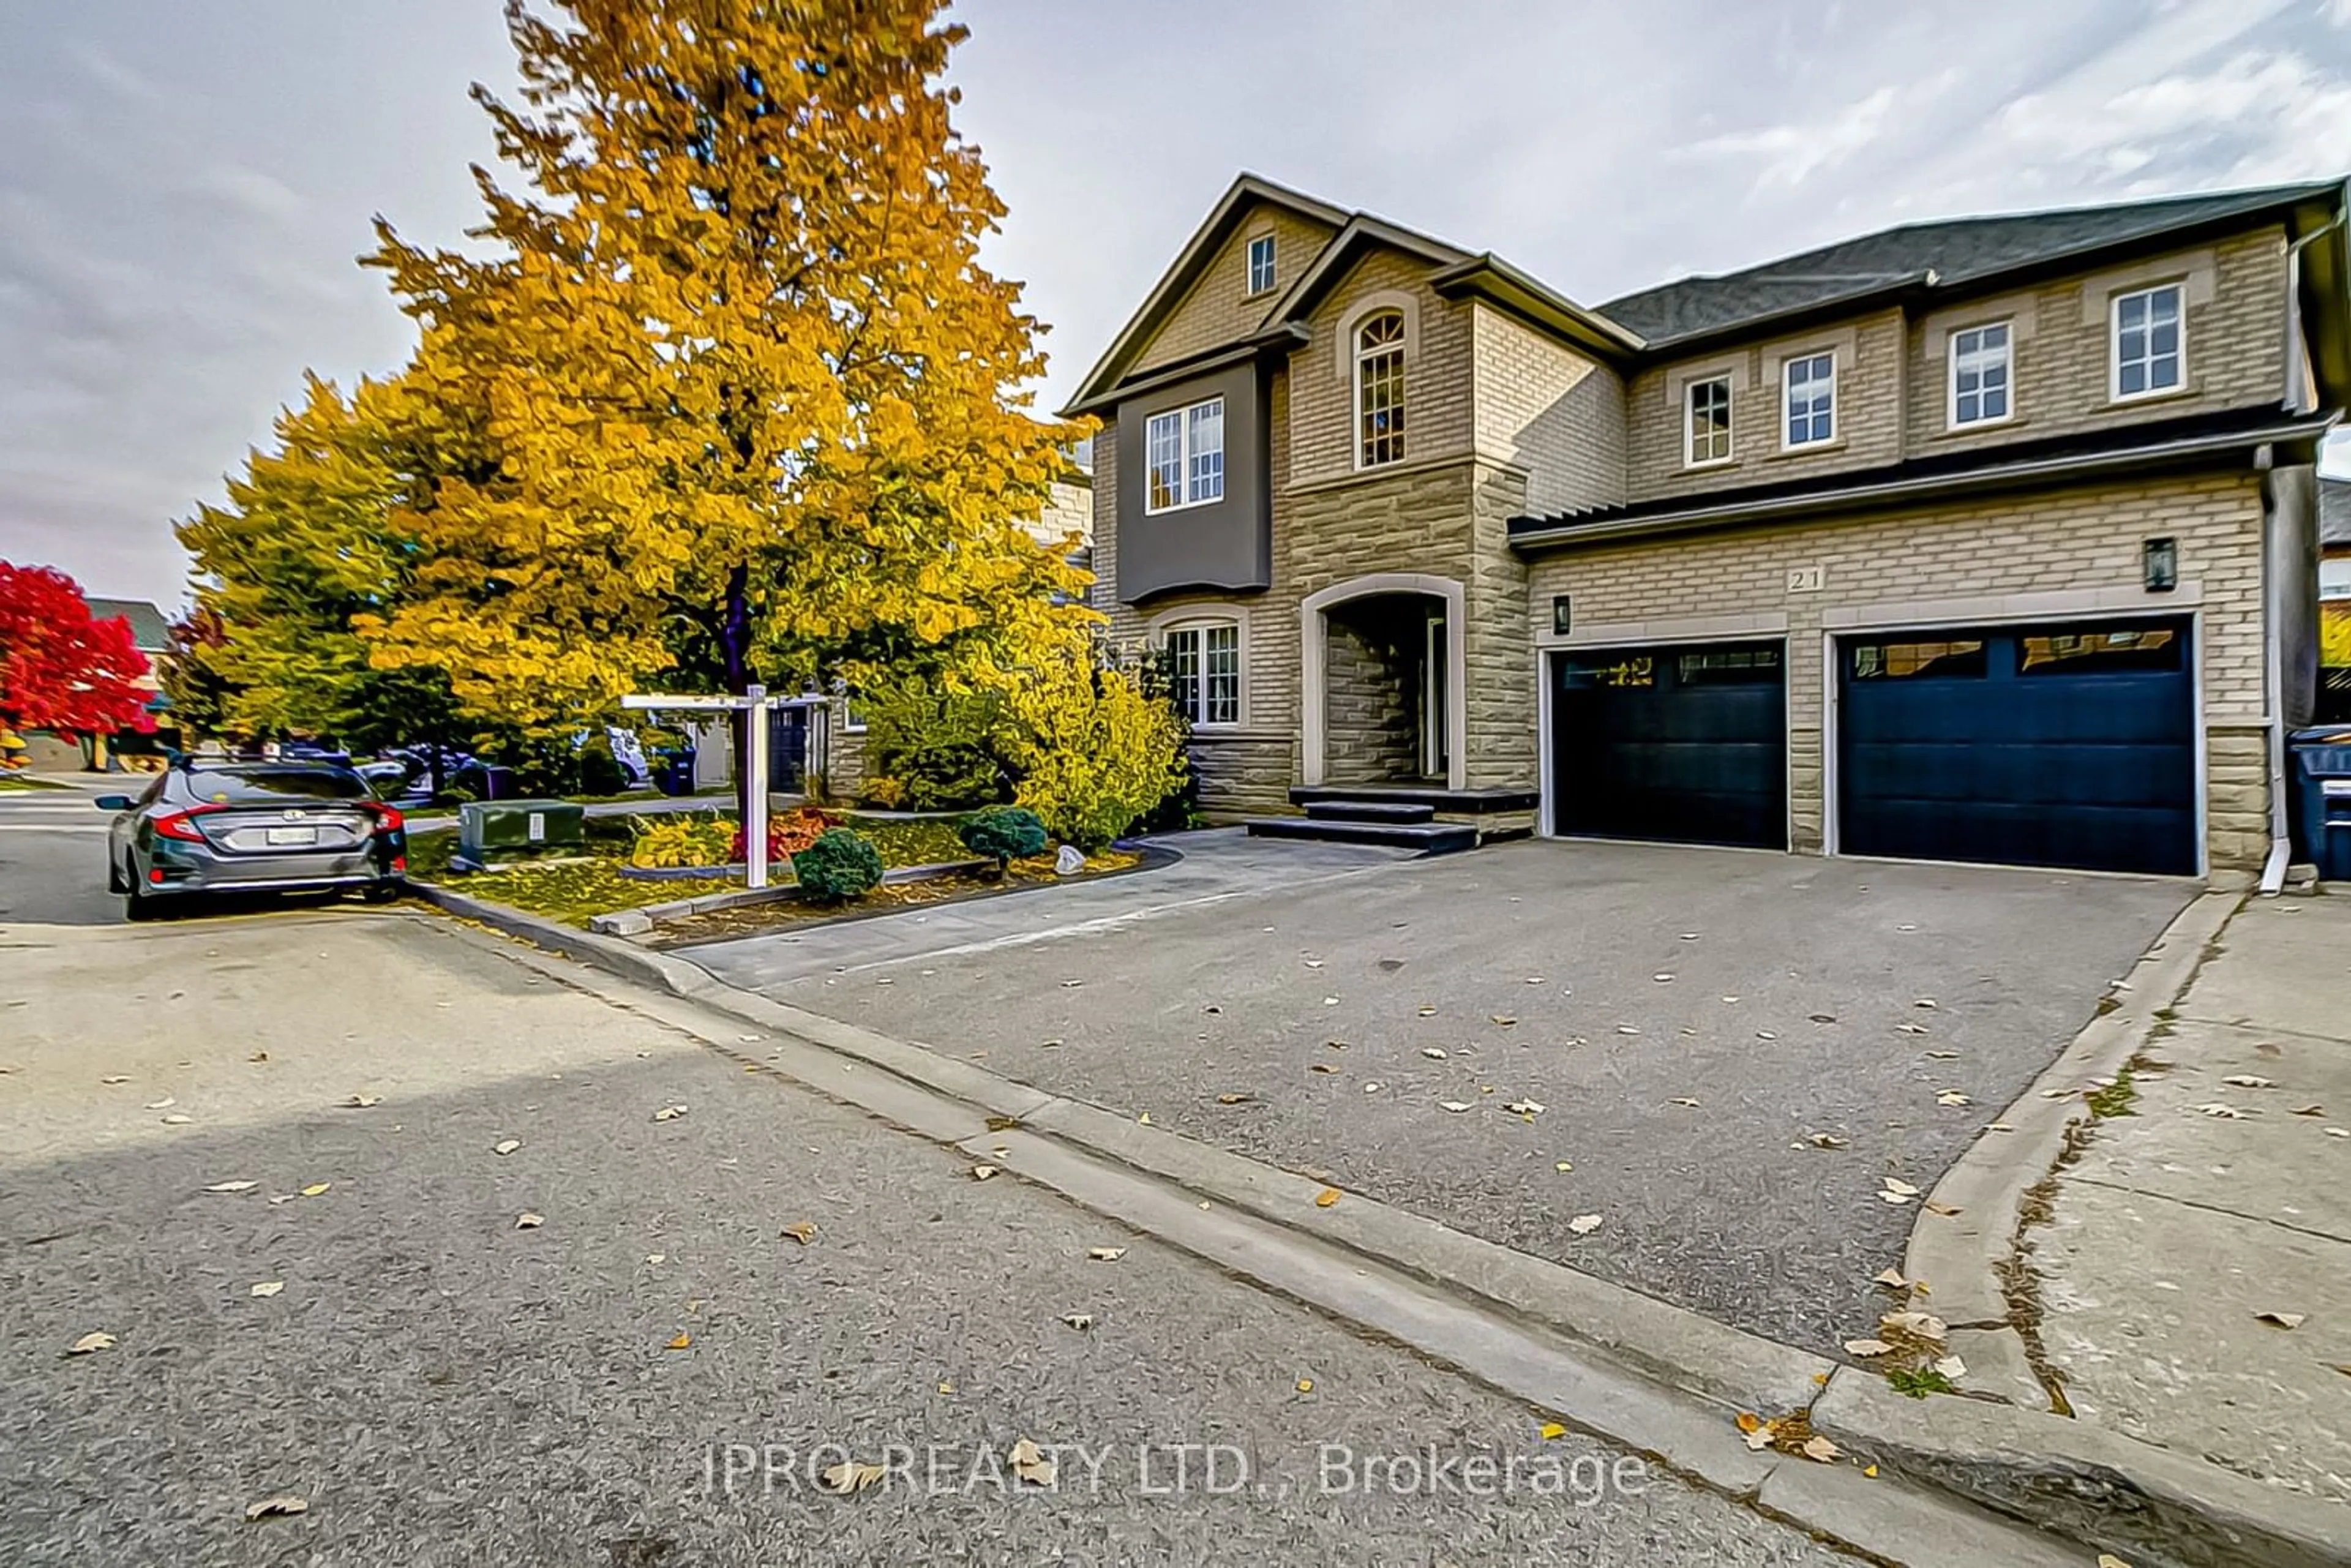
[1804,890,2351,1568]
[407,880,2287,1565]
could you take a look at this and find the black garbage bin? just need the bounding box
[2289,726,2351,882]
[654,748,699,797]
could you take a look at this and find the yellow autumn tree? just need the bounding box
[361,0,1092,734]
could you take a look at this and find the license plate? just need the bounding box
[264,826,318,846]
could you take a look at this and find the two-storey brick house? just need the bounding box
[1064,174,2350,882]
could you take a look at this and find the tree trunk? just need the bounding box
[719,564,753,825]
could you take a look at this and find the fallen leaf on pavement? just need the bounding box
[1936,1090,1971,1106]
[1215,1092,1254,1105]
[1873,1268,1911,1289]
[1418,1007,1438,1016]
[249,1051,269,1063]
[1060,1313,1093,1331]
[244,1495,308,1521]
[1322,997,1339,1007]
[652,1105,689,1122]
[1568,1214,1603,1236]
[1801,1436,1841,1463]
[493,1139,522,1156]
[1842,1338,1894,1357]
[1361,1083,1381,1095]
[1985,1122,2015,1132]
[1087,1247,1125,1262]
[2329,1128,2350,1139]
[1490,1015,1518,1027]
[1303,960,1324,969]
[1924,1200,1962,1217]
[1755,1030,1779,1041]
[250,1281,283,1298]
[645,1254,665,1265]
[1421,1047,1449,1060]
[666,1333,692,1350]
[340,1095,381,1109]
[1881,1310,1949,1342]
[1897,1024,1929,1035]
[204,1180,258,1194]
[2291,1104,2324,1116]
[1735,1411,1763,1433]
[1925,1049,1958,1059]
[1809,1013,1837,1024]
[971,1165,998,1181]
[1314,1188,1342,1208]
[1525,977,1547,985]
[1878,1190,1915,1206]
[516,1213,545,1230]
[1440,1101,1473,1113]
[1310,1063,1340,1075]
[2254,1311,2306,1330]
[66,1332,115,1356]
[2192,1103,2247,1119]
[1137,1112,1153,1123]
[1913,999,1939,1010]
[144,1098,174,1110]
[1538,1420,1566,1439]
[2220,1075,2274,1089]
[1802,1132,1846,1149]
[820,1460,886,1494]
[1554,1161,1574,1172]
[1506,1100,1545,1116]
[100,1076,130,1085]
[160,1114,193,1125]
[1881,1178,1920,1197]
[1652,973,1675,983]
[1059,979,1083,989]
[1615,1024,1641,1035]
[2097,1556,2134,1568]
[1671,1097,1702,1108]
[1932,1355,1967,1379]
[781,1222,817,1246]
[1009,1437,1057,1487]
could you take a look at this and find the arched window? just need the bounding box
[1355,311,1406,468]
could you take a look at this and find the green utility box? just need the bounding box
[455,798,587,871]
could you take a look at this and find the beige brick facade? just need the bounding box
[1523,473,2271,869]
[1128,206,1338,378]
[1079,182,2307,874]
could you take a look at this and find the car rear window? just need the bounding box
[185,768,369,804]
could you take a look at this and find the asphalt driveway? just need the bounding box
[732,832,2191,1356]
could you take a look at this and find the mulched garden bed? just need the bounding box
[644,846,1158,949]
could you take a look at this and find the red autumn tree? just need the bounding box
[0,562,152,733]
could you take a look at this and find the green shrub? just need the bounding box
[997,643,1186,850]
[791,828,884,902]
[959,805,1048,872]
[628,815,734,869]
[861,680,1016,811]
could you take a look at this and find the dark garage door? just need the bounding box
[1837,618,2196,876]
[1551,641,1787,849]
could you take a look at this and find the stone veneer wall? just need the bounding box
[1321,596,1425,785]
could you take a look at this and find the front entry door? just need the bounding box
[1422,614,1448,779]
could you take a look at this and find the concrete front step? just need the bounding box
[1243,816,1477,854]
[1303,799,1436,825]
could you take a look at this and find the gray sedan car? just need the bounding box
[100,760,409,920]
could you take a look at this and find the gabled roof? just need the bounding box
[83,597,171,653]
[1061,174,1350,416]
[2324,475,2351,549]
[1256,212,1471,326]
[1601,180,2345,350]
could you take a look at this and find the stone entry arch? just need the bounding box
[1299,572,1467,792]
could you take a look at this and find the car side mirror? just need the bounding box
[94,795,133,812]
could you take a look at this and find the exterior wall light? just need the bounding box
[2142,537,2178,593]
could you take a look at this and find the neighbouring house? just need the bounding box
[2323,475,2351,719]
[1059,173,2350,882]
[17,595,174,771]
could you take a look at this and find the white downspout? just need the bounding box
[2257,445,2291,896]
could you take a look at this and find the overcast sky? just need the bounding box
[2,0,2348,610]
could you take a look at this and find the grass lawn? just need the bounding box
[408,809,975,926]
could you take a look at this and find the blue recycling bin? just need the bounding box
[654,748,699,797]
[2289,726,2351,882]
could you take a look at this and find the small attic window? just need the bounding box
[1247,234,1277,296]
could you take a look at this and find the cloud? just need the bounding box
[1997,48,2351,185]
[1676,84,1903,190]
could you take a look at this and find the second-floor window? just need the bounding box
[1686,377,1733,465]
[1783,353,1835,449]
[1356,311,1407,468]
[2112,283,2183,400]
[1949,323,2012,427]
[1145,397,1224,513]
[1247,234,1277,296]
[1163,621,1242,727]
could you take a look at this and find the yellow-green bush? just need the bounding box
[627,815,733,869]
[996,642,1185,850]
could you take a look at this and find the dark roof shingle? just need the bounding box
[83,597,172,653]
[1600,182,2341,348]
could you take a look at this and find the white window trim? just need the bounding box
[1245,232,1277,298]
[840,701,867,735]
[1781,351,1837,451]
[1684,375,1734,468]
[1946,320,2016,430]
[1152,613,1247,729]
[1141,396,1226,516]
[1353,311,1408,472]
[2109,282,2187,404]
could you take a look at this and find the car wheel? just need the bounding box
[361,880,402,904]
[124,883,162,921]
[107,853,126,895]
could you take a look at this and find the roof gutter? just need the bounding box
[1428,254,1647,363]
[1509,411,2341,553]
[1058,324,1310,421]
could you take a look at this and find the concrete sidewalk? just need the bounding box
[2028,892,2351,1507]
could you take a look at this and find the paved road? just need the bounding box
[0,908,1845,1567]
[0,777,126,925]
[732,831,2189,1357]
